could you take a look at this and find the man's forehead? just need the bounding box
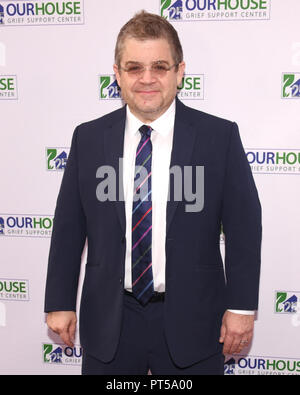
[121,37,173,57]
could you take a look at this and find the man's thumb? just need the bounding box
[219,324,226,343]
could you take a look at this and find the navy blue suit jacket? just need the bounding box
[44,98,262,367]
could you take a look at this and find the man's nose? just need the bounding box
[139,68,156,83]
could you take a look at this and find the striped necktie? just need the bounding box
[131,125,154,305]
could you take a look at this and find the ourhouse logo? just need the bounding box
[0,75,17,100]
[160,0,271,22]
[99,75,121,100]
[225,355,300,375]
[0,0,84,26]
[46,147,69,170]
[275,291,299,314]
[246,149,300,175]
[0,278,29,301]
[43,343,82,366]
[282,73,300,98]
[0,214,53,237]
[177,74,204,100]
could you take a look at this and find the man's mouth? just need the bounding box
[136,90,160,96]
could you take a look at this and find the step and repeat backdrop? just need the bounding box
[0,0,299,375]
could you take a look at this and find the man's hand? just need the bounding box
[219,311,254,355]
[46,311,77,347]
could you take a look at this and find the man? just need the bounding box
[45,11,262,375]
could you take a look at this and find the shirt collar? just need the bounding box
[126,99,176,137]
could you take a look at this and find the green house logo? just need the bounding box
[99,75,121,100]
[160,0,270,22]
[275,291,298,313]
[43,343,82,365]
[282,73,300,98]
[177,74,204,100]
[0,75,18,100]
[46,148,69,170]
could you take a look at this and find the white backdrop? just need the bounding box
[0,0,300,375]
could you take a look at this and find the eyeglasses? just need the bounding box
[119,61,179,78]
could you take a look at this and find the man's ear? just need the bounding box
[176,61,186,87]
[113,64,121,88]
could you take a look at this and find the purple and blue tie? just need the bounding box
[131,125,154,305]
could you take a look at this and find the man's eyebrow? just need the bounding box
[124,60,170,66]
[153,60,170,65]
[124,61,142,66]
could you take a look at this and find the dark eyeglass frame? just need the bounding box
[118,61,179,77]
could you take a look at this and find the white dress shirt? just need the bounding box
[123,100,175,293]
[122,100,254,315]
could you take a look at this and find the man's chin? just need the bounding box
[131,102,161,115]
[126,98,172,121]
[138,106,161,114]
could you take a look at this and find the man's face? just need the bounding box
[114,37,185,123]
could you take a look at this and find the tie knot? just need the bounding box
[139,125,152,138]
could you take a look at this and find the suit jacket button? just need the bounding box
[121,236,125,244]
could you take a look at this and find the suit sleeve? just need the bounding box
[221,122,262,310]
[44,126,87,312]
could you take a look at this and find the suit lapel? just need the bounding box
[166,99,198,234]
[103,106,126,234]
